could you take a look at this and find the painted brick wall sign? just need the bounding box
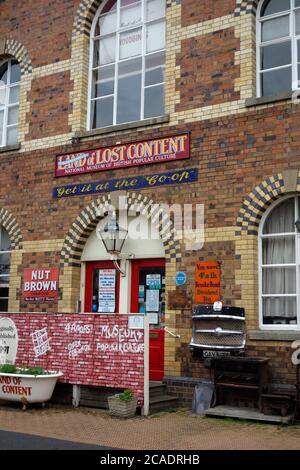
[0,314,144,401]
[22,268,59,302]
[55,134,190,177]
[53,168,198,199]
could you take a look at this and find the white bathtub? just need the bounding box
[0,371,63,404]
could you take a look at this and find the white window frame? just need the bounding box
[87,0,166,130]
[256,0,300,97]
[0,227,11,313]
[258,194,300,330]
[0,59,20,147]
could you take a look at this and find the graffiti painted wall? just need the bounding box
[0,314,144,400]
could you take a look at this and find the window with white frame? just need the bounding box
[0,227,11,313]
[89,0,166,129]
[257,0,300,97]
[0,59,20,147]
[259,195,300,328]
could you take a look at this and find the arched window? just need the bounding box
[0,227,11,312]
[0,59,21,147]
[259,195,300,328]
[257,0,300,97]
[89,0,166,129]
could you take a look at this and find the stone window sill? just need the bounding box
[245,92,292,108]
[248,330,300,341]
[75,115,170,141]
[0,143,21,153]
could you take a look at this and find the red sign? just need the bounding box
[22,268,59,302]
[195,262,221,304]
[55,134,190,177]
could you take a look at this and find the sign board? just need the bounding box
[195,262,221,304]
[55,134,190,177]
[0,318,18,365]
[176,272,187,286]
[98,269,116,313]
[22,268,59,302]
[53,168,198,199]
[128,315,144,330]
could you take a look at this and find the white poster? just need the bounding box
[98,269,116,313]
[0,318,18,365]
[146,289,160,312]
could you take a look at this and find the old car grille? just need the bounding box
[191,317,245,350]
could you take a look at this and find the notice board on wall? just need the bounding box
[195,262,221,304]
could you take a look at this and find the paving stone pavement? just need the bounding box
[0,404,300,450]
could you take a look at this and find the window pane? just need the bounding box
[99,36,116,65]
[92,97,114,128]
[7,126,18,145]
[144,84,164,118]
[146,0,165,22]
[261,41,291,70]
[0,88,5,106]
[261,0,290,17]
[296,11,300,35]
[0,228,11,251]
[93,66,115,98]
[296,0,300,7]
[262,297,297,323]
[261,16,289,42]
[0,110,3,145]
[146,21,165,53]
[8,106,18,125]
[145,52,165,86]
[261,66,291,96]
[0,62,8,86]
[0,298,8,313]
[9,85,20,104]
[119,28,142,59]
[120,2,142,29]
[0,253,11,275]
[263,198,295,234]
[262,267,296,294]
[99,11,117,35]
[10,62,21,84]
[262,236,295,264]
[117,58,142,123]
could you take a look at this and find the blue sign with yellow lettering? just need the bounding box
[53,168,198,199]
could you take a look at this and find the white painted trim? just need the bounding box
[143,313,149,416]
[258,193,300,330]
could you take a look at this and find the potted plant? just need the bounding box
[108,388,138,418]
[0,364,63,409]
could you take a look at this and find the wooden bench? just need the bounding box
[261,392,295,417]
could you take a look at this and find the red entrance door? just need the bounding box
[131,259,165,381]
[84,261,120,313]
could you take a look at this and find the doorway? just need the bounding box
[131,259,165,381]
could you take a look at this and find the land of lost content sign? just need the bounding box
[22,268,59,302]
[195,262,221,304]
[55,134,190,177]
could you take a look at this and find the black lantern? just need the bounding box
[99,214,128,254]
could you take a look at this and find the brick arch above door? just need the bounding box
[60,192,181,267]
[235,170,300,236]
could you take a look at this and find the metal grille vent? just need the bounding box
[191,316,245,350]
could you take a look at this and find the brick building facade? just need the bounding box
[0,0,299,405]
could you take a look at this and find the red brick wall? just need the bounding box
[0,0,79,67]
[26,72,73,140]
[176,29,240,111]
[181,0,236,27]
[0,313,144,401]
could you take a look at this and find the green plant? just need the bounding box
[0,364,17,374]
[21,366,47,376]
[0,364,48,375]
[118,389,134,402]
